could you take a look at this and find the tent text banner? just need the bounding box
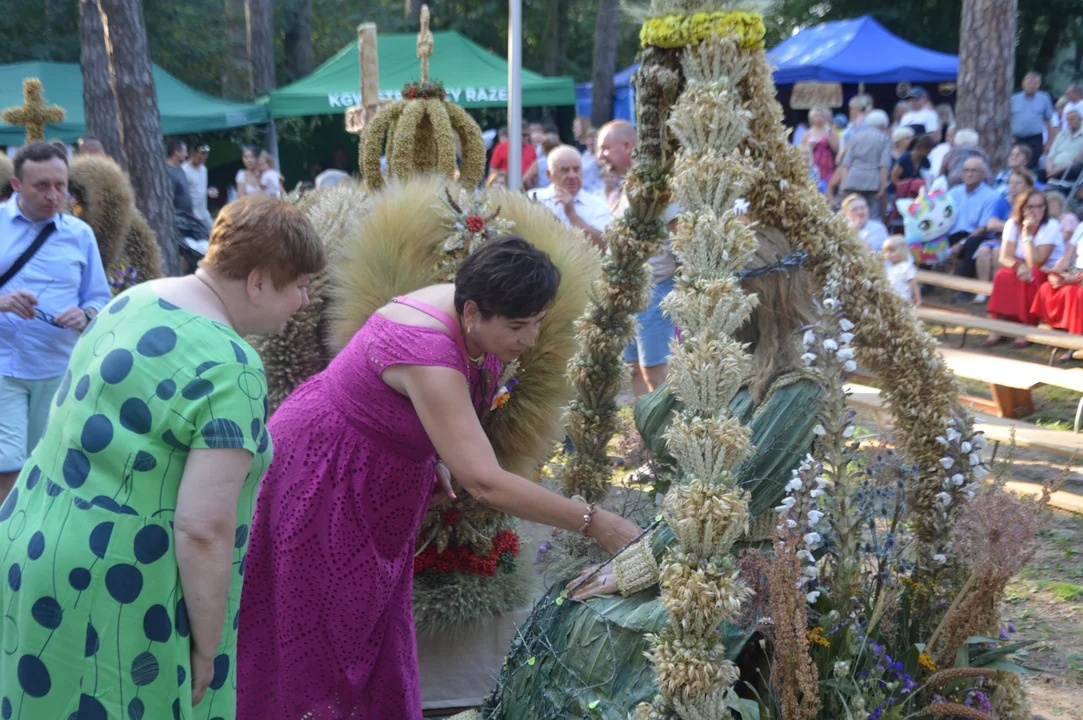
[266,30,575,117]
[328,87,511,108]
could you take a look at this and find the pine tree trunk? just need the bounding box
[79,0,124,165]
[284,0,314,82]
[222,0,252,99]
[955,0,1017,172]
[246,0,276,95]
[98,0,181,276]
[542,0,567,77]
[590,0,621,128]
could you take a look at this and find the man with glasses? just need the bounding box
[0,141,111,500]
[948,157,1000,293]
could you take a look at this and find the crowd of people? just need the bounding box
[794,71,1083,358]
[3,63,1083,717]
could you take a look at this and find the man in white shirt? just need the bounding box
[182,144,217,229]
[528,145,612,249]
[1045,108,1083,186]
[899,87,940,136]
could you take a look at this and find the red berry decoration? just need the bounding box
[465,215,486,234]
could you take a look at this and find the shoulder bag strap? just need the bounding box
[0,221,57,291]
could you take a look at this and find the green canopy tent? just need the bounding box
[265,30,576,118]
[0,61,269,145]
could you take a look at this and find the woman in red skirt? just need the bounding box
[1032,220,1083,358]
[985,188,1064,347]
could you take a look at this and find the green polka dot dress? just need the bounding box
[0,282,271,720]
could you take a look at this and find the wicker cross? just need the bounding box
[417,5,433,84]
[1,78,65,143]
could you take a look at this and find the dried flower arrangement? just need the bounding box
[471,1,1051,718]
[359,8,486,190]
[753,291,1053,720]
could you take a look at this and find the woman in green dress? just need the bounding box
[488,228,824,719]
[0,194,325,720]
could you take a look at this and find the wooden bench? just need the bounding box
[853,348,1083,428]
[915,270,993,297]
[845,383,1083,458]
[916,307,1083,361]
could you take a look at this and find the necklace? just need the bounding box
[458,314,486,366]
[195,271,237,330]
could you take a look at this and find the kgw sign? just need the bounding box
[328,87,510,108]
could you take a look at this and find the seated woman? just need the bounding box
[1047,189,1080,238]
[986,188,1064,347]
[1031,220,1083,359]
[973,169,1036,302]
[842,192,889,252]
[486,228,824,719]
[890,134,935,186]
[993,144,1041,196]
[236,237,640,718]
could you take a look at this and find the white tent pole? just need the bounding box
[508,0,522,190]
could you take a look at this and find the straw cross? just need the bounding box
[1,78,65,143]
[417,5,433,84]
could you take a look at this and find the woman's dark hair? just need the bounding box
[1011,143,1033,165]
[455,235,560,319]
[910,135,937,153]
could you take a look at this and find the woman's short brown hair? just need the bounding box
[1011,187,1050,229]
[201,194,325,287]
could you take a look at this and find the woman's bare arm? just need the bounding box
[174,448,251,663]
[397,365,639,554]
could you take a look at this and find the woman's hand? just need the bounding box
[566,562,618,601]
[1015,262,1034,283]
[429,461,457,507]
[190,647,214,706]
[590,510,641,555]
[1050,272,1064,288]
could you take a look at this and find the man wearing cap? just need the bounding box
[1011,72,1055,171]
[899,87,940,136]
[182,143,218,229]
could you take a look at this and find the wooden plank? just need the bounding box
[937,347,1041,390]
[916,270,993,296]
[1002,480,1083,514]
[988,385,1035,418]
[938,346,1083,394]
[917,307,1083,351]
[843,383,1083,458]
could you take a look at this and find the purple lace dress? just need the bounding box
[237,311,499,718]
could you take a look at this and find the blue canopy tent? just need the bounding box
[578,17,958,123]
[768,16,958,84]
[575,64,638,123]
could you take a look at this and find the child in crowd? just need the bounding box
[883,235,921,306]
[258,151,284,198]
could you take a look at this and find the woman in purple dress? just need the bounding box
[237,236,640,718]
